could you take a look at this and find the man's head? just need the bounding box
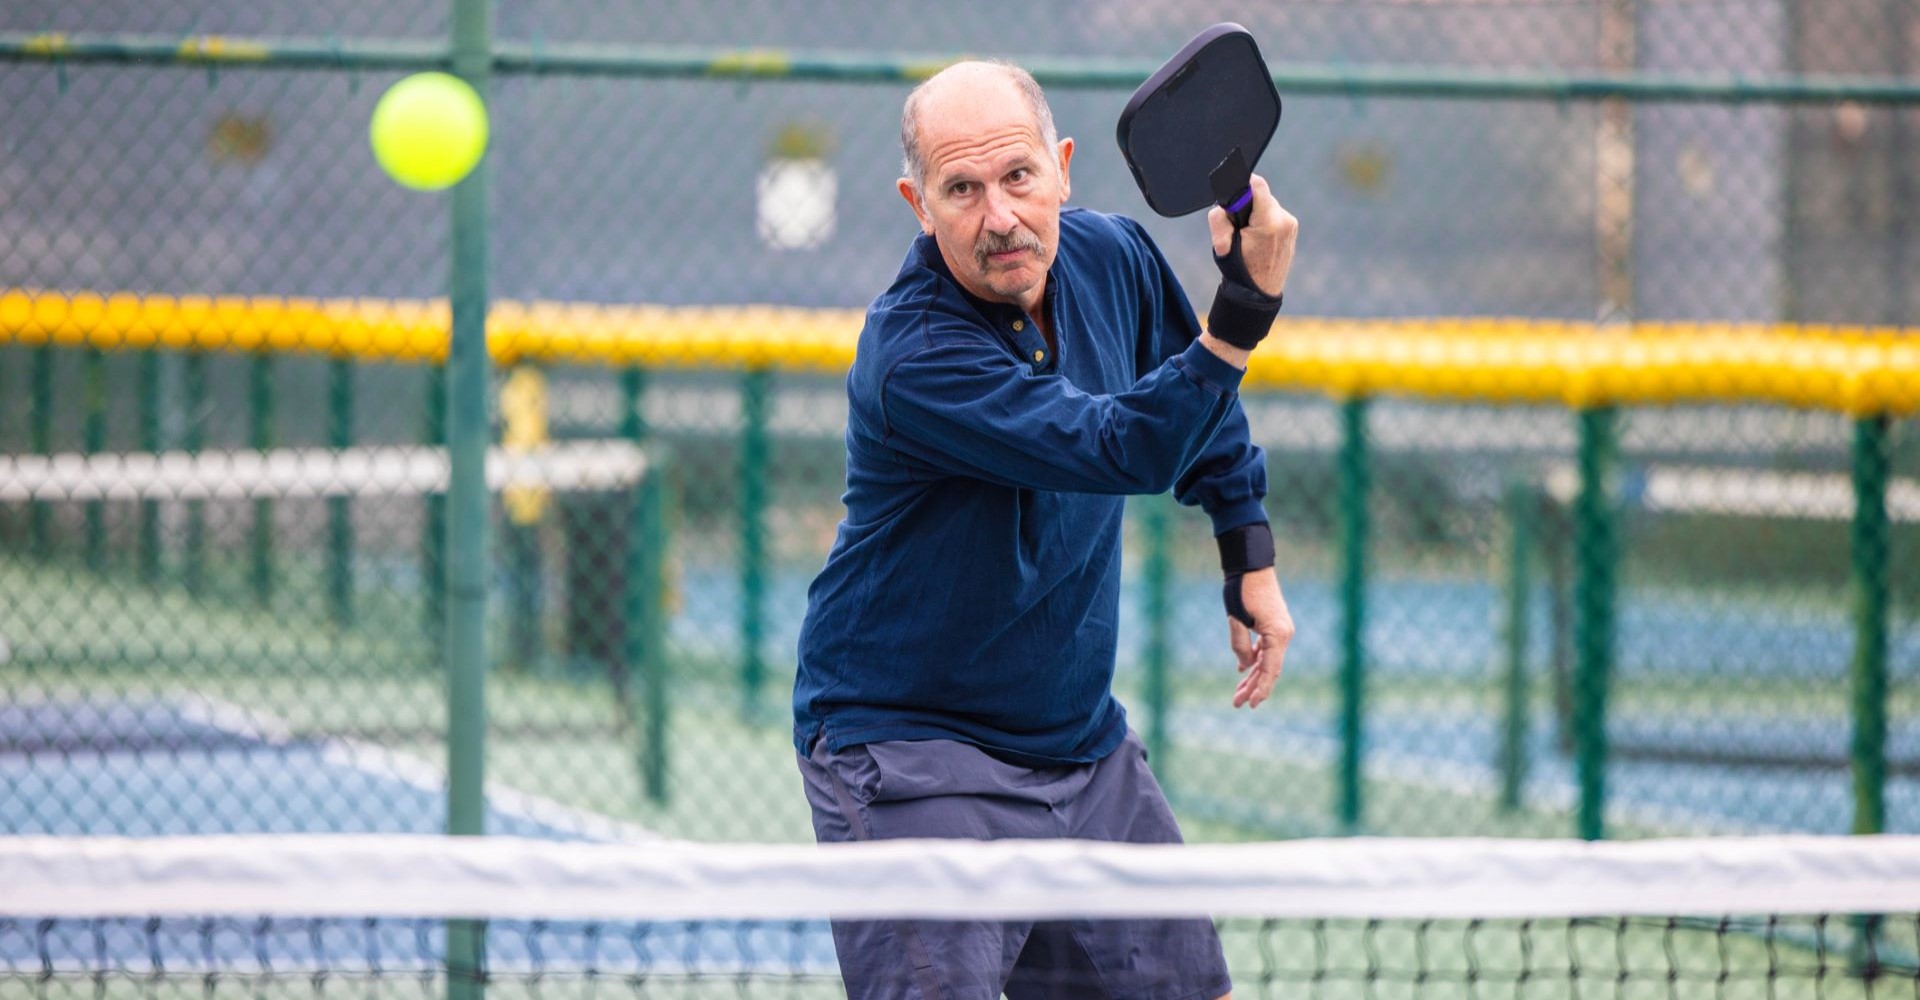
[897,61,1073,312]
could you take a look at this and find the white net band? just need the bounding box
[5,833,1920,922]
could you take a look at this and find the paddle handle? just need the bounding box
[1222,187,1255,229]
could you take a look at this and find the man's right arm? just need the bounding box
[1196,174,1298,371]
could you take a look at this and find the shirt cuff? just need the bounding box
[1207,499,1270,537]
[1176,339,1247,396]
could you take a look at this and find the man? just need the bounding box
[793,59,1299,999]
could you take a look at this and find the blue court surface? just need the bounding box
[0,696,839,977]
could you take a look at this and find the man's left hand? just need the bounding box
[1226,567,1293,709]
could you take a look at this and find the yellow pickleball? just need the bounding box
[369,72,489,191]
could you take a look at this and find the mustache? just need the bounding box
[974,230,1046,268]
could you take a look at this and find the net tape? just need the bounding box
[6,834,1920,921]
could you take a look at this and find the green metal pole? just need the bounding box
[1851,415,1890,836]
[1572,406,1618,841]
[1499,480,1537,812]
[138,352,162,583]
[183,351,207,596]
[619,368,668,802]
[29,345,52,558]
[425,366,447,635]
[1336,397,1371,833]
[446,2,492,998]
[1142,493,1172,782]
[738,367,770,723]
[82,346,106,572]
[250,353,275,606]
[328,358,354,627]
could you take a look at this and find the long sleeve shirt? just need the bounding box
[792,207,1268,765]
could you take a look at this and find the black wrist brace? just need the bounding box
[1217,522,1276,628]
[1208,229,1283,351]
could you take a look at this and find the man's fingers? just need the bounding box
[1229,616,1255,671]
[1207,205,1232,256]
[1232,647,1263,708]
[1247,628,1288,708]
[1244,173,1276,227]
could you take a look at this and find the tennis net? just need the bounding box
[6,834,1918,998]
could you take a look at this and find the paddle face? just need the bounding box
[1116,23,1282,225]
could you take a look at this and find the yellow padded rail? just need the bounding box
[3,290,1915,415]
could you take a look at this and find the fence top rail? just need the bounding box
[4,290,1916,416]
[4,32,1920,105]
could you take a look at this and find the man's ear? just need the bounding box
[897,177,934,235]
[1055,137,1075,205]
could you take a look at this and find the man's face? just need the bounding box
[898,78,1073,313]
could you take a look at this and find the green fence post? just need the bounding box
[1142,492,1172,783]
[1499,480,1537,812]
[618,367,669,802]
[425,365,447,636]
[183,351,207,596]
[1849,413,1892,969]
[1851,414,1890,836]
[328,358,355,628]
[250,353,275,606]
[446,2,493,998]
[29,345,53,558]
[138,352,162,583]
[1337,396,1371,833]
[738,367,770,723]
[628,444,672,805]
[1572,406,1618,841]
[82,346,106,572]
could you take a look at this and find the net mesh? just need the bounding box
[6,835,1919,999]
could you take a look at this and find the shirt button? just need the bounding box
[1032,349,1046,363]
[1012,320,1025,331]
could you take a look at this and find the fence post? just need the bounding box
[739,366,770,723]
[425,365,447,636]
[1337,396,1371,833]
[1572,406,1618,841]
[1499,479,1537,812]
[250,353,275,606]
[82,346,105,572]
[183,351,207,595]
[139,352,162,582]
[618,367,668,802]
[445,1,493,998]
[328,358,355,627]
[1851,414,1890,836]
[1142,492,1172,784]
[29,345,53,558]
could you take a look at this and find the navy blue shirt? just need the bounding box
[792,207,1268,765]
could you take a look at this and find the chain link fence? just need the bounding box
[0,0,1915,844]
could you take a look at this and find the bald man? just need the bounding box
[793,60,1299,999]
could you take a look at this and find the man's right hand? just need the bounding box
[1207,173,1297,298]
[1196,174,1297,366]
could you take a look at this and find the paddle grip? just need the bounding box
[1224,187,1255,228]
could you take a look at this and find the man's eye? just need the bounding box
[1009,169,1029,183]
[949,182,972,196]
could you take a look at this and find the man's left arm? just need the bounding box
[1127,216,1294,709]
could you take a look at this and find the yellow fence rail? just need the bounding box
[4,289,1916,415]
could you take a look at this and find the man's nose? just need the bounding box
[982,186,1019,235]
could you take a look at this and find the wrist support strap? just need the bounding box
[1208,229,1283,351]
[1217,521,1276,628]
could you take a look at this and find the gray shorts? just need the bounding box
[798,730,1231,1000]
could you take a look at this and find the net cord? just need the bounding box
[4,834,1919,921]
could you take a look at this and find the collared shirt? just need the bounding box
[792,207,1268,765]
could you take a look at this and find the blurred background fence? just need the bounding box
[1,0,1916,846]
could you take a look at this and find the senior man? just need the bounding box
[793,59,1299,999]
